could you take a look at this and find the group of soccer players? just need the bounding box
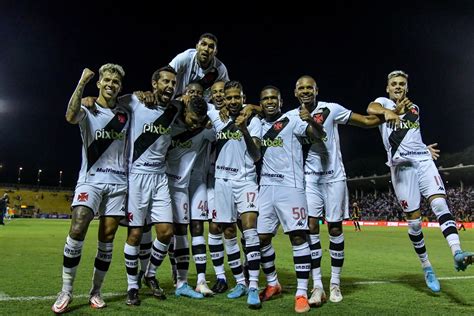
[52,33,473,314]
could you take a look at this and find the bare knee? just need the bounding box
[259,234,273,247]
[328,222,343,236]
[155,223,173,244]
[223,224,237,239]
[209,222,222,235]
[191,220,204,236]
[127,227,143,246]
[308,217,320,234]
[69,207,93,240]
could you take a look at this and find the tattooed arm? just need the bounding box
[65,68,95,124]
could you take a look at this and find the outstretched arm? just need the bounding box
[66,68,94,124]
[367,102,400,130]
[348,113,384,128]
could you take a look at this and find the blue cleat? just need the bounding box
[423,266,441,292]
[175,283,204,299]
[454,250,474,271]
[247,288,262,309]
[227,283,248,299]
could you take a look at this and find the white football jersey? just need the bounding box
[169,49,229,101]
[119,94,179,174]
[212,115,261,181]
[260,112,308,189]
[374,97,431,166]
[289,101,352,184]
[76,103,129,184]
[167,119,215,188]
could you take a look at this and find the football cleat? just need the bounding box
[329,284,343,303]
[259,283,282,301]
[423,266,441,292]
[195,281,214,296]
[294,295,310,313]
[51,291,72,314]
[144,276,167,299]
[126,288,140,306]
[247,288,261,309]
[211,278,228,294]
[227,283,248,299]
[89,292,106,309]
[175,283,204,299]
[308,287,326,307]
[454,250,474,271]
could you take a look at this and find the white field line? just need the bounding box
[1,275,473,301]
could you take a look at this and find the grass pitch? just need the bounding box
[0,219,473,315]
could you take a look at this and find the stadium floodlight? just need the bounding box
[18,167,23,184]
[37,169,42,185]
[59,170,63,187]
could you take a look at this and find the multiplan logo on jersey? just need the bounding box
[216,130,242,141]
[172,139,192,149]
[262,137,283,147]
[143,123,171,135]
[95,129,126,140]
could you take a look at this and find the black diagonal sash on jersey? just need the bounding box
[87,111,128,171]
[260,117,290,157]
[169,127,205,150]
[388,110,418,158]
[215,121,240,160]
[132,105,178,162]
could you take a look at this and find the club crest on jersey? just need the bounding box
[117,112,127,124]
[273,121,283,131]
[409,106,418,115]
[143,123,171,135]
[313,113,324,124]
[400,200,408,210]
[77,192,88,202]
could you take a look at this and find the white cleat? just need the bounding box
[308,287,327,307]
[52,291,73,314]
[195,281,214,297]
[89,292,106,309]
[329,284,343,303]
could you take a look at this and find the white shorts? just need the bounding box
[127,173,172,227]
[306,180,349,222]
[170,186,190,224]
[213,178,258,223]
[391,159,446,212]
[257,185,308,234]
[72,183,127,217]
[189,179,209,221]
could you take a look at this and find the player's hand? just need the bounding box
[427,143,440,160]
[134,91,155,106]
[235,113,249,132]
[81,96,97,112]
[219,106,230,122]
[394,97,412,114]
[299,104,312,122]
[384,109,400,130]
[79,68,95,85]
[240,104,254,118]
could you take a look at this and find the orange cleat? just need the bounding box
[294,295,310,313]
[259,283,282,301]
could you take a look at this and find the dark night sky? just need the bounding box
[1,3,473,187]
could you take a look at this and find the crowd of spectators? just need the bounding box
[351,185,473,222]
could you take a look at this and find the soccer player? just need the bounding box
[167,92,215,298]
[367,70,474,291]
[256,85,325,313]
[169,33,229,101]
[209,80,262,308]
[206,80,231,293]
[351,202,361,232]
[52,64,129,314]
[122,66,180,306]
[294,75,386,306]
